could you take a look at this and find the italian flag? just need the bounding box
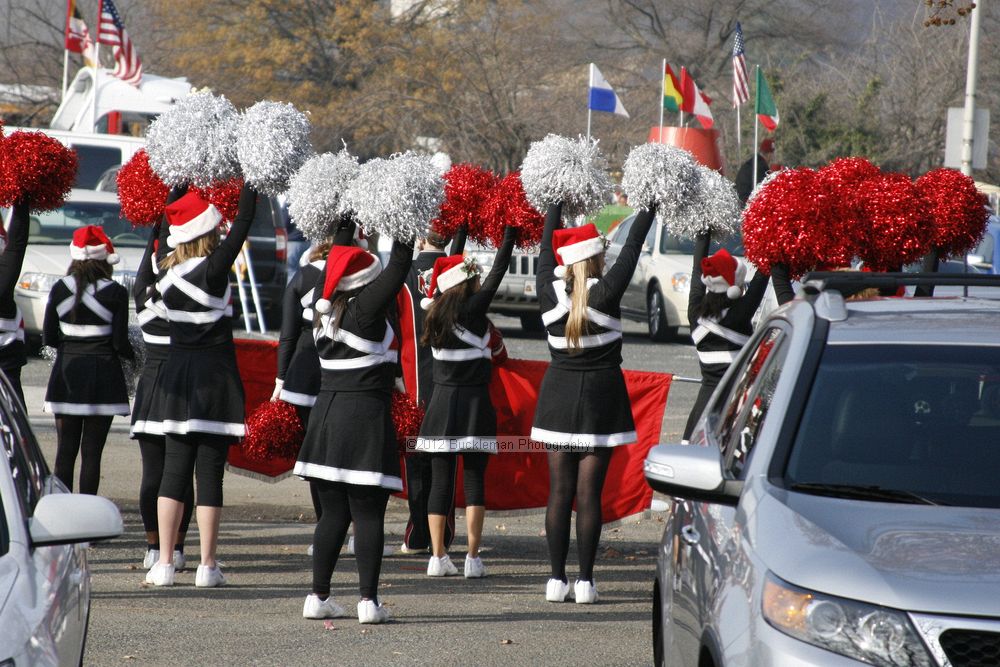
[679,67,714,130]
[755,68,779,131]
[663,63,684,112]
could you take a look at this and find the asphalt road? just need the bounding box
[22,315,702,667]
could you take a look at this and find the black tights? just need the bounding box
[427,452,489,515]
[54,415,113,494]
[545,449,613,583]
[138,436,194,543]
[311,481,389,600]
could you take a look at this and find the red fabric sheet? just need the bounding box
[228,340,672,521]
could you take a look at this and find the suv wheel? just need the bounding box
[647,289,676,342]
[519,312,545,333]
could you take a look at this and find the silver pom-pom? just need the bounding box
[121,325,147,398]
[430,151,452,175]
[236,101,315,197]
[341,151,444,244]
[146,91,241,188]
[41,345,57,365]
[621,143,701,220]
[520,134,612,218]
[287,150,360,243]
[667,165,742,239]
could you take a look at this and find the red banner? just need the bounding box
[228,340,672,522]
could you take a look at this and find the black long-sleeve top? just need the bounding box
[0,200,30,369]
[431,226,516,386]
[688,232,768,379]
[536,203,655,370]
[43,276,133,360]
[401,248,447,404]
[770,263,797,306]
[312,239,414,392]
[156,184,257,347]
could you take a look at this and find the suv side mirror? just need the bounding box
[643,444,742,506]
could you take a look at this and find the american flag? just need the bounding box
[732,22,750,108]
[97,0,142,86]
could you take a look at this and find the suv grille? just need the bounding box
[940,629,1000,666]
[507,255,538,276]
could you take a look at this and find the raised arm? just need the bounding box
[686,231,710,325]
[598,205,656,302]
[464,226,516,318]
[205,183,258,282]
[133,220,160,308]
[451,226,468,255]
[353,239,415,326]
[333,216,357,247]
[0,198,30,313]
[770,263,796,306]
[536,203,562,288]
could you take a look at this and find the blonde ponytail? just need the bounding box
[564,256,603,352]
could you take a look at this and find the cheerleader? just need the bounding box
[681,232,769,441]
[145,184,257,588]
[532,203,656,604]
[273,218,359,527]
[131,214,193,571]
[414,225,516,578]
[294,237,413,624]
[0,196,30,401]
[43,226,133,494]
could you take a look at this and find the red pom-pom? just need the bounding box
[857,172,934,272]
[432,164,496,240]
[243,400,304,462]
[477,172,543,248]
[193,177,244,224]
[391,391,425,449]
[915,168,989,257]
[742,168,838,278]
[816,157,881,268]
[0,131,78,211]
[117,150,170,226]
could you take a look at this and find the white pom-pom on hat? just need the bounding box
[315,298,332,314]
[420,297,435,310]
[107,253,120,265]
[726,284,742,299]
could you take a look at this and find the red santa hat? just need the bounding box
[314,246,382,314]
[70,225,119,265]
[552,223,605,279]
[164,191,223,248]
[420,254,481,310]
[700,248,746,299]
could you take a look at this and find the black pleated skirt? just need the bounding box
[415,383,496,453]
[153,343,245,438]
[294,389,402,491]
[531,365,636,447]
[44,350,130,416]
[130,346,168,437]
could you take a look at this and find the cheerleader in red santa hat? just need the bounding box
[43,225,133,494]
[0,195,31,401]
[413,225,516,579]
[532,201,656,604]
[293,235,413,624]
[145,184,258,588]
[681,233,769,441]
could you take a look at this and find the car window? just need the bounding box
[709,327,787,479]
[659,231,745,257]
[0,374,47,516]
[973,231,994,269]
[644,222,656,252]
[611,216,634,247]
[71,145,123,189]
[29,200,152,248]
[250,195,279,237]
[785,344,1000,508]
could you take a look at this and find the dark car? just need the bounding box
[95,167,289,330]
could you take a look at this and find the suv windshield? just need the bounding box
[29,201,151,248]
[784,344,1000,508]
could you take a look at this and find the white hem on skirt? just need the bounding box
[130,419,245,437]
[294,461,403,491]
[413,436,497,454]
[530,427,636,447]
[44,402,129,416]
[278,388,317,407]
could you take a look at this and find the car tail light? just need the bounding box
[274,227,287,262]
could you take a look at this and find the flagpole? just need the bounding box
[91,0,100,134]
[752,67,760,188]
[62,50,70,102]
[658,59,666,142]
[587,63,594,140]
[735,106,742,161]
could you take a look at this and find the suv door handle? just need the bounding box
[680,524,700,546]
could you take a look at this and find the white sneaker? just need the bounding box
[427,554,459,577]
[575,580,599,604]
[195,564,226,588]
[545,578,571,602]
[172,550,186,572]
[357,599,390,624]
[142,548,159,570]
[302,594,345,619]
[307,544,314,557]
[464,555,485,578]
[398,543,428,555]
[145,562,175,586]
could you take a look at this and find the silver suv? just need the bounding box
[645,272,1000,667]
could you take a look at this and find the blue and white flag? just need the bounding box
[588,63,629,118]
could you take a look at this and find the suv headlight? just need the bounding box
[671,272,691,293]
[762,572,933,666]
[17,272,62,293]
